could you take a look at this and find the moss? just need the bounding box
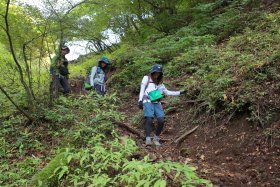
[29,152,68,187]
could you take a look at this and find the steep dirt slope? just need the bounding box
[118,95,280,187]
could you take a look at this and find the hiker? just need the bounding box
[50,45,71,95]
[89,57,110,95]
[138,64,186,146]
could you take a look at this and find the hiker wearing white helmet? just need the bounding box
[138,64,186,146]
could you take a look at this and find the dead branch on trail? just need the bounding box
[113,121,145,140]
[174,125,199,144]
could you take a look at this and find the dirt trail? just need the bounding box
[69,77,279,186]
[118,95,280,187]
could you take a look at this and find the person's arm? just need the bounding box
[138,76,149,102]
[159,84,180,96]
[90,66,97,86]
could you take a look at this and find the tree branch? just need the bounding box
[174,125,199,144]
[0,85,32,121]
[4,0,34,109]
[113,120,145,140]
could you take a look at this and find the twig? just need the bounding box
[174,125,199,144]
[113,121,145,140]
[162,170,174,181]
[0,86,32,122]
[252,111,265,128]
[225,109,236,124]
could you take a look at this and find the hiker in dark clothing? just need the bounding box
[89,57,110,95]
[138,64,186,146]
[50,45,71,95]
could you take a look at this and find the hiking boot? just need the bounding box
[145,137,152,146]
[153,139,161,146]
[145,139,152,146]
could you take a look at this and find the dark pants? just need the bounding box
[93,84,106,96]
[145,117,164,137]
[53,75,70,95]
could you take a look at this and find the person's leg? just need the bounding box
[60,77,70,95]
[100,84,106,96]
[154,103,165,146]
[52,75,60,98]
[155,117,164,137]
[145,117,153,138]
[143,102,155,145]
[94,84,105,95]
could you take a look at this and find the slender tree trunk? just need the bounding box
[23,44,36,101]
[38,27,47,95]
[4,0,35,110]
[47,40,54,106]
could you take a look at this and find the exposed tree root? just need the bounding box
[174,125,199,144]
[113,121,145,140]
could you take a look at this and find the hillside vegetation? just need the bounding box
[93,0,280,126]
[0,0,279,186]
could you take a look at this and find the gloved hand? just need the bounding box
[180,89,187,95]
[138,100,143,109]
[50,75,55,81]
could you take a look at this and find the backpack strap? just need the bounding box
[142,76,151,101]
[144,76,150,92]
[93,66,99,79]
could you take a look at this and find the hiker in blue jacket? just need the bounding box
[138,64,186,146]
[89,57,110,95]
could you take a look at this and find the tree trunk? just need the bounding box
[4,0,35,111]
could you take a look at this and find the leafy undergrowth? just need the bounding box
[0,93,211,187]
[99,1,280,127]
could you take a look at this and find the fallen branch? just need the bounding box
[174,125,199,144]
[113,121,145,139]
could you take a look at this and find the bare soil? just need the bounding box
[118,95,280,187]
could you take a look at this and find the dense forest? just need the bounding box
[0,0,279,186]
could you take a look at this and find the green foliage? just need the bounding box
[0,157,41,187]
[1,0,279,186]
[0,115,49,186]
[43,105,75,124]
[30,152,68,187]
[130,110,143,126]
[22,93,210,186]
[149,34,215,62]
[109,61,152,92]
[116,159,211,187]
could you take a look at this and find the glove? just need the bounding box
[138,100,143,109]
[50,75,55,81]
